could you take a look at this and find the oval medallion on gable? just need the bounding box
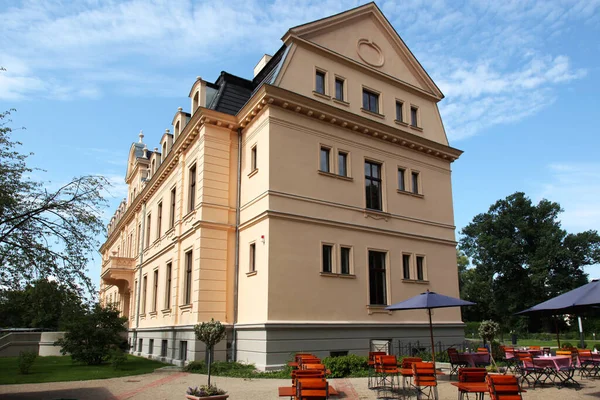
[356,39,384,68]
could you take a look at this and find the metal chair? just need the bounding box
[486,374,523,400]
[412,362,438,400]
[448,348,469,380]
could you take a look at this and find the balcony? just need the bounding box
[101,256,136,292]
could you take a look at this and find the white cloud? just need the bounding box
[0,0,597,136]
[536,163,600,233]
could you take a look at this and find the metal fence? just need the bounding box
[396,340,472,357]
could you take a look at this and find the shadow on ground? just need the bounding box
[0,387,114,400]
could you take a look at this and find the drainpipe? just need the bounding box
[132,201,146,352]
[232,128,242,361]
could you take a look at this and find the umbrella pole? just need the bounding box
[554,318,561,349]
[428,308,436,371]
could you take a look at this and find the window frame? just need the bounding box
[321,243,334,274]
[410,105,419,128]
[338,150,349,177]
[402,253,412,280]
[152,269,159,312]
[340,246,352,275]
[334,76,345,102]
[249,242,256,273]
[188,164,196,212]
[157,201,163,238]
[368,250,388,306]
[364,159,384,211]
[398,167,406,191]
[315,69,327,95]
[169,187,176,229]
[184,250,193,305]
[149,338,154,355]
[141,274,147,314]
[319,145,331,173]
[411,170,421,194]
[362,87,380,114]
[145,213,152,248]
[416,255,426,281]
[396,100,405,122]
[251,144,258,172]
[165,262,172,309]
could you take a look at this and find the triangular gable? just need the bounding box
[283,3,443,99]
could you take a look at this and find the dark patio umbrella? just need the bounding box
[516,279,600,347]
[386,290,475,370]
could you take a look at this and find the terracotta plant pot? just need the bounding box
[185,395,229,400]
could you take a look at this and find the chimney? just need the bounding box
[254,54,272,78]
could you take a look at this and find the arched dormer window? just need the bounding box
[151,159,156,175]
[174,121,180,141]
[162,142,167,159]
[192,91,199,113]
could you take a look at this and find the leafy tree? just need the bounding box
[459,192,600,330]
[56,304,127,365]
[456,249,470,293]
[0,279,86,329]
[193,319,226,386]
[0,108,109,293]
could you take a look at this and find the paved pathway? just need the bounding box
[2,371,600,399]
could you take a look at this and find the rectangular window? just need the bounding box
[251,145,257,171]
[141,275,147,314]
[249,243,256,272]
[417,256,425,281]
[368,251,387,305]
[165,262,172,309]
[133,280,137,315]
[180,341,188,361]
[138,338,143,353]
[322,244,333,273]
[161,340,168,357]
[402,254,411,279]
[157,202,162,238]
[145,214,151,248]
[184,251,193,305]
[362,89,379,113]
[137,223,141,252]
[188,165,196,212]
[412,171,420,194]
[411,106,418,127]
[320,147,330,172]
[338,152,348,177]
[315,70,326,94]
[340,247,351,275]
[365,161,383,211]
[149,339,154,355]
[396,101,404,122]
[170,187,176,228]
[398,168,406,191]
[335,78,344,101]
[152,269,158,312]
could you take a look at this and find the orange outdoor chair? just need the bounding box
[304,363,326,371]
[375,355,400,391]
[477,347,489,353]
[486,374,523,400]
[448,348,469,379]
[412,362,438,399]
[457,368,487,400]
[292,369,324,384]
[300,357,322,369]
[296,378,329,400]
[368,351,387,389]
[399,357,422,389]
[528,346,541,350]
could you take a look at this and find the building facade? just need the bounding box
[99,3,464,370]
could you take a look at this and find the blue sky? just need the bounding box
[1,0,599,290]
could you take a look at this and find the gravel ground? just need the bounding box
[1,370,600,399]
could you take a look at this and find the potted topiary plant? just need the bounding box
[186,385,228,400]
[193,318,227,387]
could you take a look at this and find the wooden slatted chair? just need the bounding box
[516,352,549,388]
[448,348,469,380]
[503,347,517,374]
[477,347,489,353]
[399,357,422,389]
[368,351,387,389]
[486,374,523,400]
[375,355,400,391]
[292,369,325,384]
[296,378,329,400]
[412,362,438,399]
[457,368,487,400]
[576,349,600,378]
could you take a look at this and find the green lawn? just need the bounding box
[0,355,166,385]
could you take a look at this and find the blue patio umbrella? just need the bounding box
[516,279,600,347]
[386,290,475,370]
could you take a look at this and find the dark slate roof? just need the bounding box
[207,45,287,116]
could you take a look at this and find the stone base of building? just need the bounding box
[129,322,465,370]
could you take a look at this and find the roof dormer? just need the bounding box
[172,107,191,143]
[189,77,219,116]
[160,129,173,159]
